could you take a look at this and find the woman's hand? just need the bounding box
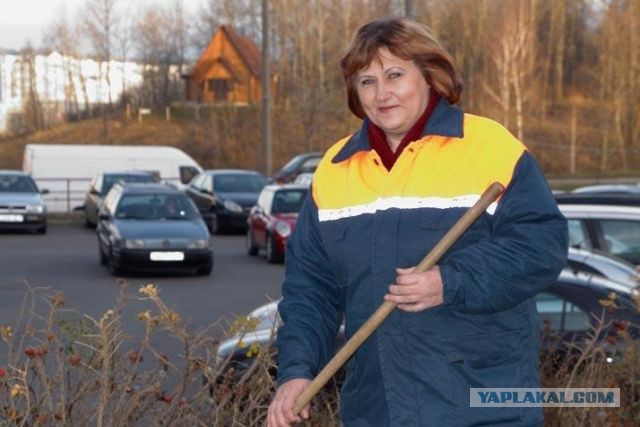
[384,266,444,312]
[267,378,311,426]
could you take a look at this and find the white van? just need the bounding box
[23,144,202,212]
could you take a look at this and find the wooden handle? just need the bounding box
[293,182,505,414]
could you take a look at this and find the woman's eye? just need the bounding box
[359,78,374,86]
[388,72,402,80]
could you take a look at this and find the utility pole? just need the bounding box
[262,0,272,176]
[405,0,415,18]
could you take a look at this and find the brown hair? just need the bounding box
[340,17,463,118]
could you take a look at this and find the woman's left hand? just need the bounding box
[384,266,443,312]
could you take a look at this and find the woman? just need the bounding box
[268,17,567,426]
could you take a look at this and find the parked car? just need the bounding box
[567,247,638,288]
[97,182,212,275]
[270,152,323,184]
[560,203,640,265]
[0,170,48,234]
[571,184,640,195]
[293,172,314,187]
[246,184,308,263]
[185,169,266,234]
[84,171,157,227]
[216,267,640,376]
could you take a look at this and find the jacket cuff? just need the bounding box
[277,362,315,386]
[440,263,464,306]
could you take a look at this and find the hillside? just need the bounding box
[0,116,188,170]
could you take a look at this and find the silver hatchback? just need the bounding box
[0,170,48,234]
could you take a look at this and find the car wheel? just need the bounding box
[197,262,213,276]
[107,248,122,276]
[266,234,283,264]
[246,229,259,256]
[210,213,221,235]
[84,209,94,228]
[99,245,108,265]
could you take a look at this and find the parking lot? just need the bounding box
[0,220,285,356]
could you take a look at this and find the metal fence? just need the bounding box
[34,178,91,213]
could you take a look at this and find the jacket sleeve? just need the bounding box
[276,191,343,385]
[439,152,568,314]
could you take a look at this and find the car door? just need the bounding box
[186,174,212,216]
[252,189,272,246]
[85,174,103,225]
[96,187,121,256]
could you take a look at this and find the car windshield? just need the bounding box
[0,175,38,193]
[214,174,266,193]
[114,193,199,220]
[271,189,308,214]
[102,174,155,195]
[280,155,305,174]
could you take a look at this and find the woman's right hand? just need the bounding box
[267,378,311,426]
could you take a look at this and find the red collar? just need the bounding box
[368,89,440,171]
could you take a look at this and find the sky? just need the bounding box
[0,0,200,51]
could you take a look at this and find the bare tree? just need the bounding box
[84,0,119,142]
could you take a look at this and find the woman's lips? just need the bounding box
[378,106,398,113]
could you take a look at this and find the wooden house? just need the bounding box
[183,26,263,104]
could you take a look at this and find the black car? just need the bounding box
[555,191,640,207]
[185,169,266,234]
[97,182,213,275]
[216,265,640,375]
[270,152,323,184]
[84,171,157,227]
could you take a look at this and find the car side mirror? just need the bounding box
[40,188,50,195]
[98,212,111,221]
[90,187,100,195]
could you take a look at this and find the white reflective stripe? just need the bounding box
[318,195,497,222]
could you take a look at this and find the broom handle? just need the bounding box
[293,182,505,414]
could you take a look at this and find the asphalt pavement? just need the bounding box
[0,221,285,361]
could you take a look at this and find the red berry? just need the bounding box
[0,366,6,377]
[24,347,36,358]
[68,355,82,366]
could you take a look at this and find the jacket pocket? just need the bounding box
[441,329,524,374]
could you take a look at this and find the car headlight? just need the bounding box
[188,239,210,249]
[274,221,291,238]
[26,204,44,213]
[124,239,145,249]
[223,200,243,213]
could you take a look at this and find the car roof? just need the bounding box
[556,192,640,207]
[204,169,264,176]
[0,170,30,176]
[572,184,640,194]
[101,170,153,176]
[559,203,640,219]
[262,184,309,192]
[117,183,180,194]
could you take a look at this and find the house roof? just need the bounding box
[220,25,261,77]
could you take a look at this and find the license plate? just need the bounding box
[0,214,24,222]
[150,251,185,262]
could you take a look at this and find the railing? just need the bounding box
[34,178,92,213]
[33,177,185,213]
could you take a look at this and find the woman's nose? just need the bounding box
[375,81,391,102]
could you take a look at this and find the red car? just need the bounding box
[246,184,308,263]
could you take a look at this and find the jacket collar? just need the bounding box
[332,98,464,163]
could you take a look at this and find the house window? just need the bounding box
[209,79,231,101]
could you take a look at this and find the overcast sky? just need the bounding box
[0,0,200,51]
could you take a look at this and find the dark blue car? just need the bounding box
[97,183,213,275]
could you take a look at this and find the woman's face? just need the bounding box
[355,47,429,146]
